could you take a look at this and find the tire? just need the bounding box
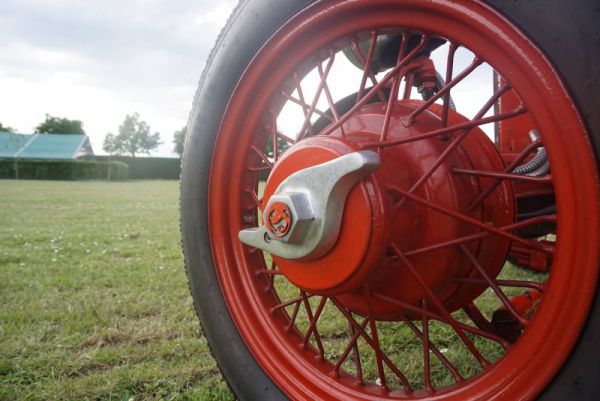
[180,1,600,400]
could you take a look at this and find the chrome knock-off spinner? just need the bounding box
[238,151,380,260]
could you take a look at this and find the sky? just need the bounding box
[0,1,494,157]
[277,45,494,140]
[0,0,237,157]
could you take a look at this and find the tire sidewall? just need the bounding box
[181,1,313,400]
[486,1,600,400]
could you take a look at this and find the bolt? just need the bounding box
[264,193,315,244]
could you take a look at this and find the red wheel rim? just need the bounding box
[207,1,600,400]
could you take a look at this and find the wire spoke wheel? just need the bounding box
[182,1,600,400]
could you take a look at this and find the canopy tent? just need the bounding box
[0,132,94,159]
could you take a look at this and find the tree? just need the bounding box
[35,114,85,135]
[103,113,162,157]
[0,122,15,133]
[264,135,291,160]
[172,126,187,157]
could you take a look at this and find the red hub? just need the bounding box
[263,100,515,318]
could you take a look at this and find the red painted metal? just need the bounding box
[452,168,552,184]
[265,201,292,238]
[497,76,536,155]
[263,100,512,311]
[510,242,554,273]
[492,290,543,343]
[206,1,600,399]
[262,138,380,294]
[468,139,544,210]
[496,75,554,203]
[407,57,483,125]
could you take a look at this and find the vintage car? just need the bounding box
[180,1,600,399]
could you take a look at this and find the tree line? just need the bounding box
[0,114,186,158]
[0,115,85,136]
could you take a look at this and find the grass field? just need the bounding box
[0,179,546,400]
[0,180,233,401]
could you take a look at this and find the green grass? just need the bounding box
[0,180,233,401]
[266,256,545,391]
[0,180,547,399]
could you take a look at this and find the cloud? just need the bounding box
[0,1,496,156]
[0,0,237,156]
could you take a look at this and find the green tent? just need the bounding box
[0,132,94,159]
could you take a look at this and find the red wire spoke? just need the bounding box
[380,34,409,143]
[270,110,279,163]
[420,311,432,392]
[266,259,277,290]
[247,166,272,172]
[280,91,335,123]
[318,62,345,137]
[389,185,551,253]
[455,278,546,293]
[441,43,458,127]
[293,73,311,116]
[319,35,429,137]
[244,188,262,209]
[277,131,296,145]
[333,317,369,379]
[360,105,525,149]
[400,83,513,197]
[452,168,552,183]
[372,292,510,348]
[468,139,543,210]
[460,245,528,326]
[348,320,364,385]
[402,73,414,100]
[297,53,336,140]
[463,302,493,332]
[286,290,303,332]
[404,215,557,257]
[330,297,413,390]
[270,294,306,314]
[301,293,327,359]
[352,32,387,103]
[400,314,464,386]
[391,242,489,367]
[366,286,389,391]
[293,73,317,137]
[250,145,273,169]
[407,56,483,124]
[256,269,283,276]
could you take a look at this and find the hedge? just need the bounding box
[0,159,129,181]
[94,156,180,180]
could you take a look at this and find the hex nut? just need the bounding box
[265,193,315,244]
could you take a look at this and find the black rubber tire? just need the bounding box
[488,4,600,401]
[180,1,600,400]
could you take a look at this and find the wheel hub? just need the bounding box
[239,150,380,259]
[252,100,514,317]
